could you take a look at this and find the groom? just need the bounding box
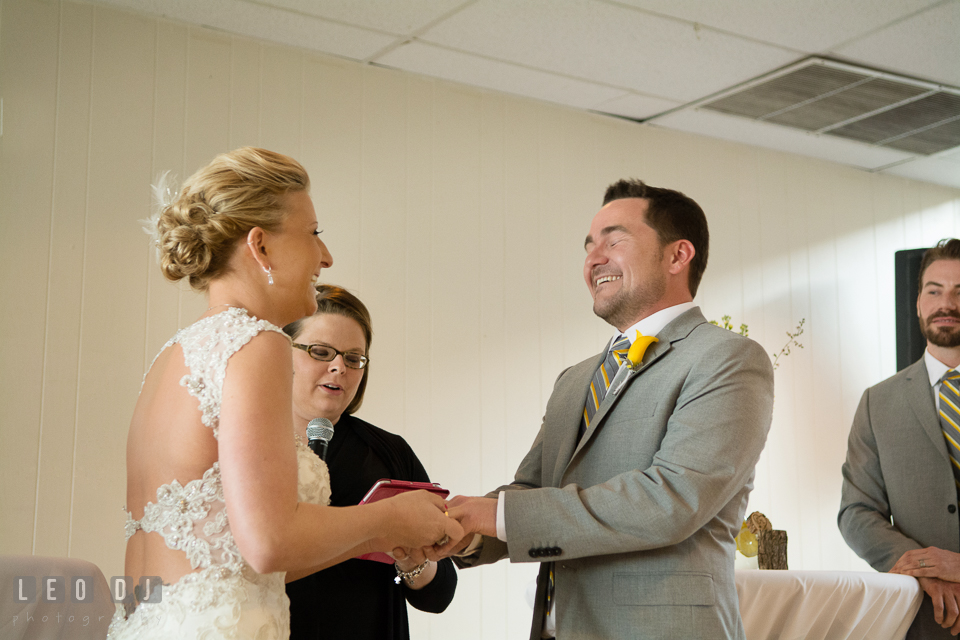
[437,179,774,639]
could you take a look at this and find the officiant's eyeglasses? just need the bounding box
[293,343,369,369]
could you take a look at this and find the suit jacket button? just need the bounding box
[529,549,540,558]
[950,504,957,514]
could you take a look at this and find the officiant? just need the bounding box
[283,285,457,640]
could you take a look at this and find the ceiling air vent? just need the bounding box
[697,58,960,156]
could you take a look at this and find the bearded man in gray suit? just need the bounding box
[434,179,775,639]
[841,239,960,639]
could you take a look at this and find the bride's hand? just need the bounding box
[391,546,427,571]
[380,490,463,550]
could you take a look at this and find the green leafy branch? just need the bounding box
[709,315,749,337]
[771,319,805,370]
[710,316,805,370]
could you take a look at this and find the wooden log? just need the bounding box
[758,530,788,570]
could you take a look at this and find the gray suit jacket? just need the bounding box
[839,357,960,640]
[462,307,774,639]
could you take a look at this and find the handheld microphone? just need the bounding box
[306,418,335,462]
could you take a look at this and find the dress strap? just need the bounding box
[177,307,287,439]
[124,509,142,541]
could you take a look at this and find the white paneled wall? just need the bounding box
[2,1,960,637]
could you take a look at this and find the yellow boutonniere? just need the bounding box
[626,331,658,369]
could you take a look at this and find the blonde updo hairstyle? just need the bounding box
[157,147,310,291]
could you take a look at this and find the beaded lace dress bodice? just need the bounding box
[108,307,332,640]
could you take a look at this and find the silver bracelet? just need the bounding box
[394,559,428,585]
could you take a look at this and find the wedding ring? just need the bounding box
[920,559,927,568]
[435,535,450,547]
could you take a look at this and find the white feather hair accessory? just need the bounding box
[141,170,178,262]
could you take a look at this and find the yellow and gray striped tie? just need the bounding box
[581,335,631,437]
[938,369,960,495]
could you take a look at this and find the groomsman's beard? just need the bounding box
[919,310,960,348]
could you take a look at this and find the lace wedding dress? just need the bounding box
[108,307,332,640]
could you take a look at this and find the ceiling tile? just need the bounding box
[255,0,472,35]
[590,93,683,120]
[882,156,960,189]
[833,1,960,87]
[93,0,398,60]
[86,0,958,189]
[653,108,915,169]
[416,0,798,102]
[610,0,940,52]
[377,41,627,109]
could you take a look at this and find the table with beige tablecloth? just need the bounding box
[737,569,923,640]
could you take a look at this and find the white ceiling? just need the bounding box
[94,0,960,189]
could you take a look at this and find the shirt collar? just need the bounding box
[925,348,952,387]
[614,302,696,347]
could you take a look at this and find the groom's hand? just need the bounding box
[423,534,473,561]
[423,495,498,560]
[446,495,498,538]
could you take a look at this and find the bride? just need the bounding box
[108,147,462,639]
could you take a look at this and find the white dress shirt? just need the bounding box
[925,349,957,412]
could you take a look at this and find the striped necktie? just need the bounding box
[581,335,631,435]
[938,369,960,496]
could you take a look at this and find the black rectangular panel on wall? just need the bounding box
[896,248,929,371]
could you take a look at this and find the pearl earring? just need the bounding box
[263,266,274,285]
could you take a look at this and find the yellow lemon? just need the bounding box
[735,521,758,557]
